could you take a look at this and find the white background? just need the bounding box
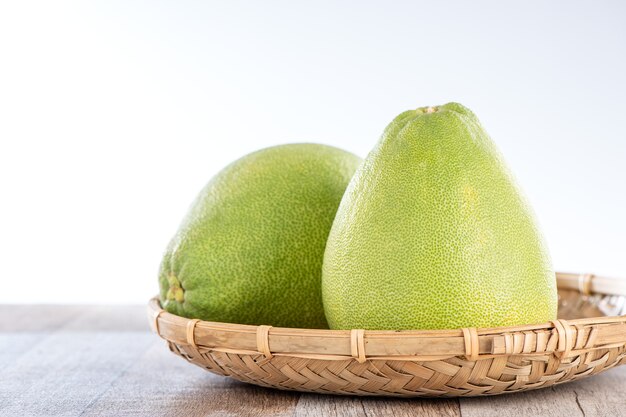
[1,1,624,304]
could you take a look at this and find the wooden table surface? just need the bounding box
[1,305,625,417]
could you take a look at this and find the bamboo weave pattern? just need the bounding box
[149,272,626,397]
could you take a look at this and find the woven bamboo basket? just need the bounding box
[148,272,626,397]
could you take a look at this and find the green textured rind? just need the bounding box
[322,103,557,330]
[159,144,362,329]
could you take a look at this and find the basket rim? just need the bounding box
[148,272,626,362]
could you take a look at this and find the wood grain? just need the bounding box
[0,304,87,331]
[80,341,300,417]
[0,331,154,416]
[0,305,152,417]
[1,305,625,416]
[0,305,87,371]
[461,385,584,417]
[294,394,461,417]
[460,367,626,417]
[565,365,626,416]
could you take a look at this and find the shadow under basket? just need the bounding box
[148,272,626,397]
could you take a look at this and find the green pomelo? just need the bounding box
[159,143,362,328]
[322,103,557,330]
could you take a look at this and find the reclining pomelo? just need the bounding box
[159,143,362,328]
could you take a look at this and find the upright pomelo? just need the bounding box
[322,103,557,330]
[159,143,362,328]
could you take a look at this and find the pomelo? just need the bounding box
[159,143,362,328]
[322,103,557,330]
